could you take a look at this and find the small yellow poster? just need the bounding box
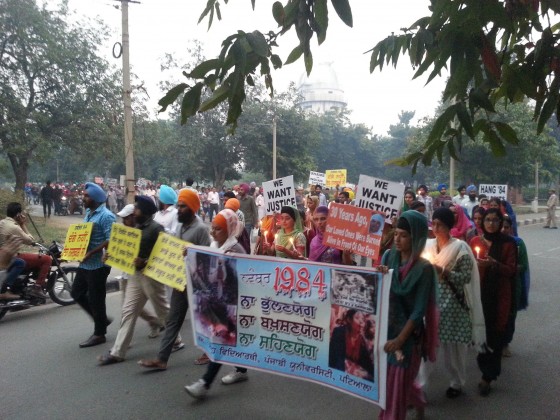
[61,223,93,261]
[325,169,347,188]
[144,233,191,291]
[106,224,141,275]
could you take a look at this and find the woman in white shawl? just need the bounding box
[420,207,485,398]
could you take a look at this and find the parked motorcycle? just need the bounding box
[0,242,77,321]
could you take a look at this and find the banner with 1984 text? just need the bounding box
[186,246,390,407]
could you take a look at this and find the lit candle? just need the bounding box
[274,233,278,244]
[475,246,480,259]
[264,230,268,245]
[289,237,294,249]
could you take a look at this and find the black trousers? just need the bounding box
[71,266,111,336]
[158,288,189,363]
[42,199,52,217]
[202,363,246,387]
[477,343,504,382]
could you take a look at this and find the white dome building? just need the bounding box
[297,62,347,113]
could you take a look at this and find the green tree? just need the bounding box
[0,0,122,190]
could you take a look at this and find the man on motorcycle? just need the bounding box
[0,202,52,298]
[71,182,115,348]
[0,236,26,300]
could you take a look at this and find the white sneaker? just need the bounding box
[148,325,164,339]
[184,379,208,399]
[221,370,248,385]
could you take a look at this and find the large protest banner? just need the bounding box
[325,169,347,188]
[355,175,405,223]
[186,246,390,407]
[479,184,508,200]
[144,233,190,291]
[323,203,385,261]
[263,175,296,214]
[106,224,141,275]
[308,171,326,187]
[61,223,93,261]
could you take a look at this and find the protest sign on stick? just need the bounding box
[308,171,326,187]
[323,203,385,260]
[144,233,190,291]
[61,223,93,261]
[325,169,347,188]
[478,184,508,200]
[263,175,296,214]
[106,224,141,275]
[186,246,390,407]
[355,175,405,223]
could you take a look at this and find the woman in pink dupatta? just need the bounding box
[308,206,352,265]
[449,204,472,241]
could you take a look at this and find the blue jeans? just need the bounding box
[2,258,26,290]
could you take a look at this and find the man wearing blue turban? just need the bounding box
[462,185,479,218]
[434,183,452,209]
[154,185,178,234]
[71,182,116,348]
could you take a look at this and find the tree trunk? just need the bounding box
[7,152,30,192]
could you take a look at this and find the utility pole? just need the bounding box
[272,117,277,179]
[119,0,139,204]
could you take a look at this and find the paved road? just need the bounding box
[1,225,559,419]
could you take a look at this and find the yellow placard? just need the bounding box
[325,169,347,188]
[61,223,93,261]
[106,224,141,275]
[144,232,191,291]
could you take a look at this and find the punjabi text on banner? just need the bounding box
[106,224,141,275]
[61,222,93,261]
[144,232,191,291]
[325,169,347,188]
[308,171,326,187]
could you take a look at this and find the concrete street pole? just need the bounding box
[121,0,136,204]
[272,117,277,179]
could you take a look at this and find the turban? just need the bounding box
[85,182,107,203]
[225,198,240,212]
[135,195,157,216]
[432,207,455,230]
[280,206,296,221]
[159,185,177,205]
[214,209,238,237]
[314,206,329,215]
[178,188,200,213]
[239,183,250,194]
[437,183,448,192]
[466,185,477,194]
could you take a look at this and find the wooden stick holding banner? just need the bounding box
[61,223,93,261]
[144,232,191,291]
[106,224,141,275]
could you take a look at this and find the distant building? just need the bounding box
[296,62,347,114]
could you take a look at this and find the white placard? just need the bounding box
[478,184,508,200]
[263,175,296,214]
[308,171,326,187]
[355,175,405,223]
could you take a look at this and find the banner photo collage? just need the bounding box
[185,246,391,407]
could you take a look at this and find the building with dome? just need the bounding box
[296,62,347,114]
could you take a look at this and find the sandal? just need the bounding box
[137,359,167,370]
[194,353,210,365]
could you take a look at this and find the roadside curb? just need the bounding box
[518,215,558,227]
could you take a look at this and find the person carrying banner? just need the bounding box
[137,188,211,371]
[97,196,169,365]
[185,208,249,399]
[468,208,517,396]
[378,210,437,420]
[308,206,353,264]
[263,205,306,259]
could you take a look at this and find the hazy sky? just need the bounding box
[64,0,446,135]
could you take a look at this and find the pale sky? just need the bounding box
[63,0,446,136]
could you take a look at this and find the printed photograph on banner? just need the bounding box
[368,213,385,237]
[188,252,239,346]
[329,304,376,382]
[331,270,378,313]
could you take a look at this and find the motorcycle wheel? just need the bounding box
[48,266,77,306]
[0,308,7,321]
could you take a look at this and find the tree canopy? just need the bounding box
[158,0,560,174]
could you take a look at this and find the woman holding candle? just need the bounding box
[263,206,306,259]
[309,206,353,264]
[305,195,319,230]
[421,208,485,398]
[378,210,437,420]
[468,208,517,396]
[466,207,486,243]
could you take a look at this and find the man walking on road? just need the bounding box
[544,188,558,229]
[71,182,115,348]
[238,183,258,236]
[40,180,54,219]
[98,196,169,365]
[138,189,211,370]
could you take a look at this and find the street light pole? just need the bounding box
[120,0,137,204]
[272,117,277,179]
